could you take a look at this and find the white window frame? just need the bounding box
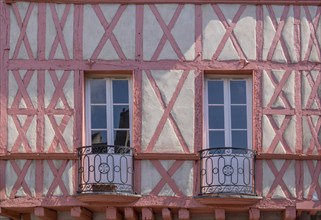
[85,77,132,146]
[204,76,252,150]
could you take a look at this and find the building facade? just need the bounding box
[0,0,321,219]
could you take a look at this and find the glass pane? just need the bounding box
[90,79,106,104]
[113,105,129,129]
[208,80,224,104]
[208,106,224,129]
[113,80,129,103]
[231,106,247,129]
[209,131,225,148]
[230,80,246,104]
[91,106,107,129]
[232,130,248,148]
[114,130,130,147]
[91,130,107,144]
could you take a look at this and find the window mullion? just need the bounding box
[106,79,113,146]
[247,79,252,149]
[86,79,92,145]
[224,79,231,148]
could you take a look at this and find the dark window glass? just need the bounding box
[90,80,106,104]
[208,80,224,104]
[113,80,129,103]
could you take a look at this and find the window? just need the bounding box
[200,76,255,196]
[86,78,132,149]
[79,76,134,194]
[205,77,252,150]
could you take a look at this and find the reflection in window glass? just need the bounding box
[113,106,129,129]
[206,78,251,150]
[91,131,107,144]
[88,78,131,149]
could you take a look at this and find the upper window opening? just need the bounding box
[86,77,132,148]
[205,77,252,150]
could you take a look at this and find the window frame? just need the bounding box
[85,76,133,147]
[204,75,252,150]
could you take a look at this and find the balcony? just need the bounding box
[76,145,140,203]
[196,147,260,205]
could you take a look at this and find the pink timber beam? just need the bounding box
[4,0,321,5]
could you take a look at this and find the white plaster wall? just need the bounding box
[262,6,287,63]
[302,116,319,154]
[7,70,38,153]
[44,70,74,109]
[43,160,74,196]
[300,6,321,62]
[8,70,38,109]
[301,71,319,110]
[303,161,321,200]
[202,4,256,61]
[9,2,38,59]
[143,4,195,60]
[44,115,74,152]
[262,70,295,108]
[262,160,296,198]
[5,160,36,198]
[141,160,193,196]
[83,4,135,60]
[202,4,236,60]
[281,6,297,63]
[233,5,256,60]
[45,4,74,59]
[141,70,194,153]
[83,4,107,59]
[262,115,296,153]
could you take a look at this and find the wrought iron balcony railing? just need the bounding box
[199,147,256,196]
[77,145,134,194]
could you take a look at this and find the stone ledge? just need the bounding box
[195,194,262,206]
[76,192,141,204]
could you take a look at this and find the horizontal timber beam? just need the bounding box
[4,0,321,5]
[7,60,321,71]
[134,153,199,160]
[0,152,77,160]
[1,152,320,160]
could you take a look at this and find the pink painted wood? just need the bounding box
[150,160,184,196]
[266,160,294,199]
[266,5,291,62]
[46,160,69,196]
[11,3,35,59]
[149,4,185,61]
[91,5,127,60]
[145,70,190,153]
[302,6,321,62]
[48,4,71,60]
[211,4,247,60]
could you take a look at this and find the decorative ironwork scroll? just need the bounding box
[77,145,134,193]
[199,147,256,195]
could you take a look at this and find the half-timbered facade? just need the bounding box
[0,0,321,219]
